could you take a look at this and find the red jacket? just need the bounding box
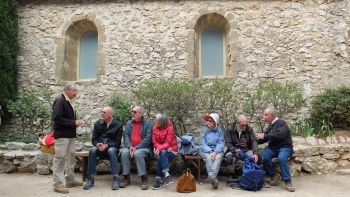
[152,122,178,152]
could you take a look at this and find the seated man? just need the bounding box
[224,115,259,177]
[199,113,225,190]
[120,106,153,190]
[255,107,295,192]
[84,106,123,190]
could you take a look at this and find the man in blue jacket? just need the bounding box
[256,107,295,192]
[199,113,225,190]
[120,106,153,190]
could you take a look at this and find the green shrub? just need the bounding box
[243,80,305,131]
[108,94,132,126]
[310,86,350,129]
[291,120,334,137]
[133,78,204,135]
[0,0,19,121]
[7,86,52,139]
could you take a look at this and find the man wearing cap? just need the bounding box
[199,113,225,189]
[224,115,259,177]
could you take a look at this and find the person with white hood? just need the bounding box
[199,113,225,189]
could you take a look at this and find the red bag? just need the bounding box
[39,132,55,146]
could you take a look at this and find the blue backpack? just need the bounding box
[178,134,197,156]
[239,153,265,191]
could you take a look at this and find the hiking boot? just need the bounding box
[65,179,83,188]
[151,179,163,190]
[212,178,219,189]
[112,176,120,190]
[120,175,130,188]
[164,175,173,185]
[270,173,281,186]
[53,185,69,194]
[141,175,149,190]
[285,180,295,192]
[83,176,94,190]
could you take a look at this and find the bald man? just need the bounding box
[224,115,259,177]
[255,107,294,192]
[84,107,123,190]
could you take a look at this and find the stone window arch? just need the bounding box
[56,15,105,82]
[194,13,230,78]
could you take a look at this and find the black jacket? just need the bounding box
[225,120,259,155]
[52,94,76,139]
[92,118,123,149]
[258,119,293,149]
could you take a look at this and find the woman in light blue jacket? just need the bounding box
[199,113,225,190]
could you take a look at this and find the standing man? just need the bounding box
[225,115,259,177]
[120,106,153,190]
[52,83,85,193]
[255,107,295,192]
[84,106,123,190]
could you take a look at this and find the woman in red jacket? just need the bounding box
[151,113,178,190]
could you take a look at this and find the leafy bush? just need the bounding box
[108,94,132,126]
[243,80,305,131]
[133,78,203,135]
[310,86,350,129]
[0,0,19,121]
[7,86,52,139]
[291,120,334,137]
[200,78,238,129]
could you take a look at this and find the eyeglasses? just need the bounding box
[240,124,248,127]
[131,110,138,114]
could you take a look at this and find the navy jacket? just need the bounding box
[258,119,293,149]
[92,118,123,149]
[52,94,76,139]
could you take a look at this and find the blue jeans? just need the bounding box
[87,146,119,177]
[261,146,293,181]
[155,150,176,178]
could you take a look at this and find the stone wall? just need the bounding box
[15,0,350,131]
[1,136,350,176]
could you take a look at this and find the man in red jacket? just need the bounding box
[52,83,85,194]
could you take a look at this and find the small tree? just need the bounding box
[243,80,305,131]
[7,86,52,139]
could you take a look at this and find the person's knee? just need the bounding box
[160,150,167,156]
[134,150,144,159]
[121,148,130,158]
[108,147,117,155]
[89,146,98,155]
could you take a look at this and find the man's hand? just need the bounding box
[75,120,85,127]
[255,133,264,140]
[153,148,160,155]
[252,154,259,163]
[100,144,108,152]
[96,143,104,151]
[210,152,216,160]
[130,146,136,158]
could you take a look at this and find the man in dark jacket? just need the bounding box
[120,106,153,190]
[84,106,123,190]
[256,107,295,192]
[225,115,259,176]
[52,83,85,194]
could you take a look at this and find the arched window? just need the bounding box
[79,32,98,80]
[200,27,224,76]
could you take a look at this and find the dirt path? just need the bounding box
[0,173,349,197]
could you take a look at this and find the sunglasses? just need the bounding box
[131,110,138,114]
[240,124,248,127]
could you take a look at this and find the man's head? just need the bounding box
[237,115,248,130]
[263,107,277,124]
[131,106,144,122]
[100,107,113,123]
[63,83,78,99]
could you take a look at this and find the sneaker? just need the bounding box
[83,176,94,190]
[112,176,120,190]
[53,185,69,194]
[120,175,130,188]
[285,181,295,192]
[65,179,83,188]
[164,175,173,185]
[212,179,219,189]
[151,179,163,190]
[270,173,281,186]
[141,175,149,190]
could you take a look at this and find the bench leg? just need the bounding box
[82,157,88,181]
[197,159,201,184]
